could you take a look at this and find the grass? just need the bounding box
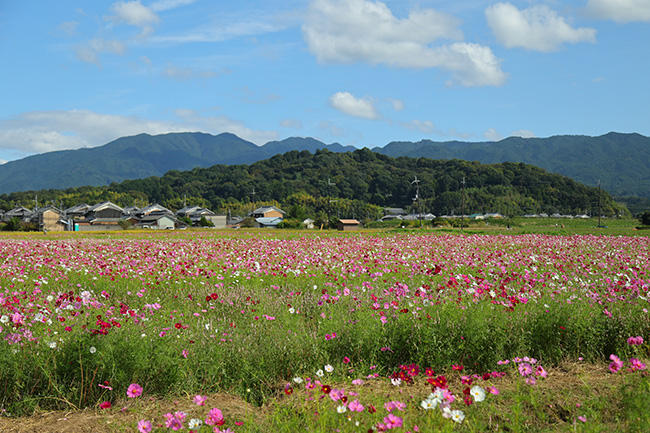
[0,229,648,431]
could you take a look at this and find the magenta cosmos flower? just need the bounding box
[127,383,143,398]
[609,354,624,373]
[383,413,403,429]
[137,420,152,433]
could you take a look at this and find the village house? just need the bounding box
[251,205,285,219]
[254,216,283,228]
[31,205,66,232]
[337,219,361,231]
[176,205,226,228]
[73,201,124,231]
[4,206,33,222]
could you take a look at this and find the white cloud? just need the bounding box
[388,98,405,112]
[483,128,503,141]
[75,38,127,66]
[107,0,160,38]
[0,109,278,159]
[329,92,380,119]
[56,21,79,37]
[399,120,436,133]
[303,0,506,87]
[150,0,196,13]
[511,129,536,138]
[150,17,285,44]
[486,3,596,52]
[585,0,650,23]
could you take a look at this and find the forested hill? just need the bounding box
[0,132,355,194]
[0,131,648,200]
[1,149,624,218]
[374,132,650,198]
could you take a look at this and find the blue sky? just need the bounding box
[1,0,649,163]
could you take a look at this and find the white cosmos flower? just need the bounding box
[324,364,333,373]
[293,377,303,384]
[391,378,402,386]
[470,385,486,402]
[316,369,324,377]
[337,405,347,413]
[89,346,96,354]
[451,409,465,423]
[188,419,203,429]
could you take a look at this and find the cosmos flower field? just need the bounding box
[0,231,649,432]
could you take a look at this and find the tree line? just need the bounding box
[0,148,627,220]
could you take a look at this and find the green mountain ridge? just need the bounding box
[0,131,648,201]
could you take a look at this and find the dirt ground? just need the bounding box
[0,393,256,433]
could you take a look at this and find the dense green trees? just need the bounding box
[0,149,627,218]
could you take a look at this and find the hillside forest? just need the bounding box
[0,149,626,222]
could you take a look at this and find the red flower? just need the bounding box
[427,375,448,389]
[452,364,464,371]
[368,404,376,414]
[321,385,331,394]
[175,323,182,329]
[99,401,111,409]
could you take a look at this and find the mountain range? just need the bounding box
[0,131,648,198]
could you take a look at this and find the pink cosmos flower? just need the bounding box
[609,354,624,373]
[205,407,225,426]
[629,358,647,371]
[488,386,500,395]
[127,383,143,398]
[165,416,183,431]
[194,394,208,406]
[137,419,152,433]
[343,356,351,364]
[348,399,364,412]
[535,366,548,378]
[518,363,533,377]
[627,336,644,345]
[383,413,403,429]
[351,379,364,385]
[329,388,344,401]
[578,415,587,423]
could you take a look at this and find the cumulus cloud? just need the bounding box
[303,0,506,87]
[585,0,650,22]
[0,109,278,159]
[107,0,160,38]
[511,129,536,138]
[329,92,380,119]
[483,128,503,141]
[486,3,596,52]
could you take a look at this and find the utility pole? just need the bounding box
[460,177,466,233]
[327,178,335,228]
[250,187,256,217]
[598,179,602,228]
[412,175,422,228]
